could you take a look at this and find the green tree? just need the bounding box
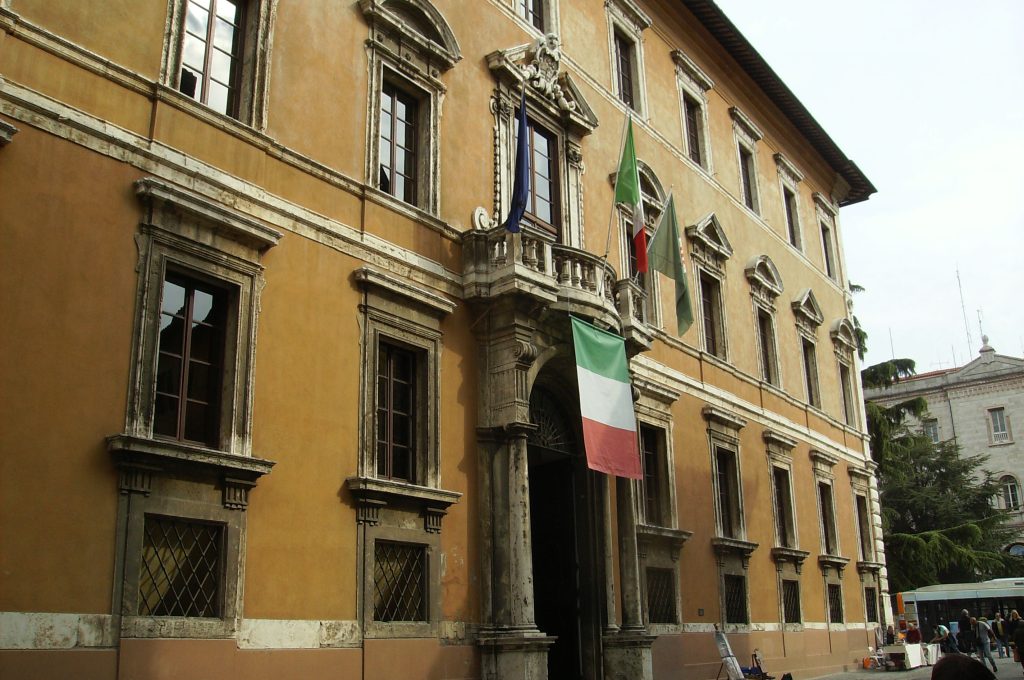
[877,431,1021,593]
[861,358,927,464]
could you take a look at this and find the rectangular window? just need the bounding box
[520,0,545,31]
[139,515,223,617]
[827,583,844,623]
[155,271,229,448]
[373,541,427,622]
[1001,476,1020,510]
[700,271,725,359]
[379,82,419,206]
[376,342,417,482]
[614,31,636,109]
[783,187,801,248]
[646,567,678,624]
[683,94,704,167]
[772,466,795,548]
[923,419,939,443]
[178,0,246,117]
[855,494,873,560]
[738,145,757,212]
[640,424,666,526]
[716,448,741,539]
[819,482,838,555]
[820,222,837,280]
[864,586,879,623]
[782,579,801,624]
[839,362,856,425]
[723,574,748,624]
[802,338,820,408]
[523,119,560,236]
[757,308,778,386]
[990,407,1010,442]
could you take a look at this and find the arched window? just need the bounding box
[1001,475,1021,510]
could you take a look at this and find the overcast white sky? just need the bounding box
[714,0,1024,373]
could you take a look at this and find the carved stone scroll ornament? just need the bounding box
[523,34,576,112]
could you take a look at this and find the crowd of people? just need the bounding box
[923,607,1024,678]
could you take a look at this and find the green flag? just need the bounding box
[647,192,693,335]
[614,117,646,272]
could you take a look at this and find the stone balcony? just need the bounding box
[463,223,653,352]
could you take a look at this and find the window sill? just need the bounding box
[637,524,692,560]
[856,560,884,576]
[818,554,851,577]
[711,536,758,568]
[770,546,810,573]
[346,476,461,533]
[107,434,275,509]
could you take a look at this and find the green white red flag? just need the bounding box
[571,316,641,479]
[647,192,694,336]
[615,117,646,272]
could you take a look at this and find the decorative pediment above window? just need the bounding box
[763,429,797,465]
[487,35,599,136]
[791,288,824,336]
[686,213,732,271]
[360,0,462,73]
[354,266,456,321]
[703,406,747,439]
[606,0,651,32]
[671,49,713,93]
[774,153,804,184]
[810,449,840,480]
[848,464,876,492]
[729,106,762,143]
[745,255,784,306]
[831,318,858,358]
[813,191,838,218]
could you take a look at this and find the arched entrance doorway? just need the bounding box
[527,384,606,680]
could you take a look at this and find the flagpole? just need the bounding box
[597,114,633,298]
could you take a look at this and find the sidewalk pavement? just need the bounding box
[807,653,1022,680]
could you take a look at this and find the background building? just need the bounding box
[865,338,1024,554]
[0,0,883,678]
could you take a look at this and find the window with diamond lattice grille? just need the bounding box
[646,567,677,624]
[723,574,748,624]
[782,579,801,623]
[374,541,427,622]
[864,586,879,623]
[828,582,844,623]
[139,516,223,617]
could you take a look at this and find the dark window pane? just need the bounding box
[139,516,222,617]
[154,394,180,438]
[184,400,214,443]
[374,541,426,621]
[156,353,183,397]
[782,579,801,623]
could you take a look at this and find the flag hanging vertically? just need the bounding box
[502,90,530,232]
[647,192,694,335]
[571,316,641,479]
[615,117,646,272]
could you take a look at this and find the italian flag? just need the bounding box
[571,316,641,479]
[615,116,647,273]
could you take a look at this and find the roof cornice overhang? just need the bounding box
[677,0,877,206]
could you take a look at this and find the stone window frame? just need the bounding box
[360,0,462,217]
[922,418,940,443]
[765,430,808,632]
[672,49,713,172]
[849,465,884,581]
[831,318,859,427]
[746,255,784,388]
[0,119,17,146]
[617,160,666,328]
[686,214,733,362]
[987,406,1013,445]
[792,289,824,409]
[1000,474,1021,510]
[513,0,560,36]
[814,192,842,284]
[730,106,763,215]
[704,407,757,632]
[605,0,651,117]
[486,34,599,248]
[159,0,278,130]
[775,153,804,251]
[109,177,280,639]
[361,525,443,638]
[811,449,850,629]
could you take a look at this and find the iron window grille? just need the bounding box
[782,579,801,624]
[154,271,228,447]
[865,586,879,623]
[646,567,677,624]
[373,541,427,622]
[828,583,844,623]
[723,574,748,624]
[139,515,223,617]
[178,0,246,116]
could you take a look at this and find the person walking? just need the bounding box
[960,609,976,657]
[974,617,998,673]
[1013,613,1024,675]
[992,612,1009,659]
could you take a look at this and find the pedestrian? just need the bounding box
[974,616,998,673]
[930,654,995,679]
[1013,615,1024,675]
[931,622,959,654]
[960,608,976,656]
[992,612,1009,658]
